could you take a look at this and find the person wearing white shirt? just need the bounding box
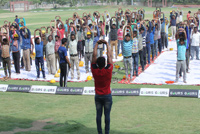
[190,27,200,60]
[67,28,80,80]
[179,11,183,22]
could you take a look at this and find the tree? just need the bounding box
[117,0,123,5]
[0,0,8,6]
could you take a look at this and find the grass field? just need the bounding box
[0,6,200,134]
[0,92,200,134]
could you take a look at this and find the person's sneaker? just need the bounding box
[36,77,39,80]
[2,77,6,81]
[4,77,9,82]
[77,77,80,80]
[184,81,187,83]
[43,77,46,79]
[136,74,138,77]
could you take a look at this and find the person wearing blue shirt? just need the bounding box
[34,29,45,79]
[160,13,167,50]
[122,25,133,82]
[20,27,31,71]
[185,25,190,73]
[149,21,155,61]
[58,38,71,87]
[93,25,100,48]
[145,20,151,64]
[15,15,19,24]
[175,28,187,83]
[19,17,26,28]
[170,12,178,40]
[9,30,21,74]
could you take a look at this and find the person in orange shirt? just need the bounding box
[187,11,191,20]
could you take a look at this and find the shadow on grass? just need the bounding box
[0,116,32,132]
[0,116,138,134]
[16,120,137,134]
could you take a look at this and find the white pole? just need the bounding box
[131,0,133,5]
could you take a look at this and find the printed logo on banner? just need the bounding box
[7,85,31,93]
[112,89,140,96]
[140,88,169,97]
[30,85,57,94]
[56,87,83,95]
[169,89,198,98]
[0,84,8,92]
[83,87,95,95]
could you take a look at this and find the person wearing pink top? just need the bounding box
[117,25,123,54]
[55,35,61,70]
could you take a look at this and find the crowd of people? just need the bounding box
[0,7,200,85]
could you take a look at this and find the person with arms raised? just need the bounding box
[91,39,113,134]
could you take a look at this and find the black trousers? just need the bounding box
[82,40,85,57]
[12,51,20,73]
[143,47,147,66]
[139,49,144,71]
[60,63,68,87]
[106,25,109,36]
[161,32,167,49]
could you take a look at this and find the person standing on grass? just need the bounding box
[84,28,93,73]
[64,19,68,38]
[145,20,151,65]
[55,34,61,71]
[175,28,187,83]
[160,13,167,50]
[0,33,11,81]
[138,27,145,72]
[9,30,20,74]
[132,29,139,77]
[170,13,178,40]
[117,25,124,54]
[149,20,155,61]
[76,24,84,61]
[67,26,80,80]
[34,29,46,79]
[40,28,47,59]
[58,38,71,87]
[91,39,113,134]
[20,26,31,71]
[187,11,191,21]
[190,27,200,60]
[109,18,119,59]
[57,19,65,40]
[46,27,56,75]
[122,25,133,82]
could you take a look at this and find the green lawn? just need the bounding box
[0,92,200,134]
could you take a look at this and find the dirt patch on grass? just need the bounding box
[0,118,55,134]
